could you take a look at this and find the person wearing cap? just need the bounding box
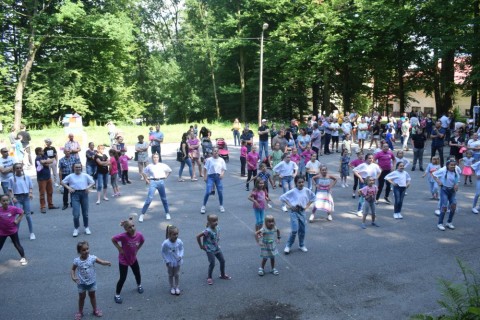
[43,139,59,187]
[258,119,269,162]
[240,126,254,153]
[65,134,81,160]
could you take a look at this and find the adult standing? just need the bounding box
[0,195,27,266]
[232,118,242,146]
[85,142,97,180]
[17,124,32,168]
[374,144,396,204]
[0,147,15,195]
[289,119,299,144]
[106,121,117,147]
[467,133,480,162]
[323,118,332,155]
[43,138,59,187]
[449,130,465,162]
[330,118,340,152]
[34,147,59,213]
[8,126,17,145]
[59,149,81,210]
[65,133,81,161]
[61,163,95,237]
[178,132,193,181]
[425,114,434,139]
[240,127,254,153]
[431,121,446,166]
[187,132,202,180]
[439,112,451,144]
[297,128,311,154]
[258,119,270,161]
[200,147,226,214]
[357,117,369,151]
[271,129,288,153]
[410,128,427,171]
[135,135,149,180]
[139,153,172,222]
[310,123,322,158]
[401,118,411,151]
[94,145,109,205]
[150,125,164,162]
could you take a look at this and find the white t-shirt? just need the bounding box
[353,162,382,179]
[143,162,172,179]
[305,160,321,174]
[204,157,227,175]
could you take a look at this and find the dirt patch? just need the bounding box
[218,300,301,320]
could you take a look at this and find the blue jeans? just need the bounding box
[472,179,480,208]
[86,164,96,178]
[203,174,223,206]
[254,208,265,227]
[258,140,269,161]
[439,186,456,224]
[287,210,306,248]
[142,179,169,214]
[1,181,9,195]
[307,173,316,190]
[281,176,293,194]
[178,158,193,178]
[96,172,108,190]
[72,190,89,229]
[14,194,33,233]
[357,182,366,211]
[151,145,162,161]
[393,186,406,213]
[233,130,240,146]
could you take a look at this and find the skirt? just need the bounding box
[314,190,334,213]
[462,166,473,176]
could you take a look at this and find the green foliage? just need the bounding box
[412,259,480,320]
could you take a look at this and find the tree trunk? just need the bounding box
[238,47,246,123]
[312,81,320,119]
[322,68,330,116]
[471,0,480,114]
[439,49,455,116]
[396,39,406,114]
[341,64,351,113]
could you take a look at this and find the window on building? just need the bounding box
[465,109,471,117]
[424,107,434,116]
[411,107,421,113]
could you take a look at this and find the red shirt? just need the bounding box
[0,206,23,236]
[374,151,395,170]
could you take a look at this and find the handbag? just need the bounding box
[176,149,184,162]
[134,151,138,161]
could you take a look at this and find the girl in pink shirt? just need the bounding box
[109,149,120,196]
[240,141,247,177]
[248,178,271,231]
[0,194,27,266]
[246,145,259,191]
[111,215,145,304]
[118,151,132,185]
[290,148,301,164]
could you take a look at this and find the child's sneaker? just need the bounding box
[258,268,265,276]
[114,295,123,304]
[170,288,176,295]
[361,223,367,229]
[271,268,279,275]
[356,210,363,217]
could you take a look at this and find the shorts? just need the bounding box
[77,282,97,293]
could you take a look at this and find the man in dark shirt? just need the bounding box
[35,147,59,213]
[258,119,269,161]
[410,128,427,171]
[240,127,254,153]
[431,121,446,167]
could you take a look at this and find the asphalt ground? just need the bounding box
[1,139,479,320]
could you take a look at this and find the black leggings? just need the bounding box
[206,251,225,278]
[0,232,25,258]
[246,169,257,188]
[116,260,141,294]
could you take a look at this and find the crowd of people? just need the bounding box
[1,111,479,319]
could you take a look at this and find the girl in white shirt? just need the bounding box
[385,162,411,219]
[161,225,184,295]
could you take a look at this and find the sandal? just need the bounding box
[219,274,232,280]
[271,268,279,275]
[191,178,198,181]
[74,312,83,320]
[93,309,103,317]
[178,179,185,182]
[207,278,213,285]
[258,268,264,276]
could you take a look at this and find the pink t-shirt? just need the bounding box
[112,231,145,266]
[350,159,364,167]
[290,154,301,164]
[110,157,118,175]
[359,185,378,202]
[119,155,129,171]
[240,146,247,158]
[251,190,266,209]
[247,151,259,170]
[301,150,315,164]
[0,206,23,236]
[374,151,395,170]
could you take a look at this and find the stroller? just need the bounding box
[215,138,229,162]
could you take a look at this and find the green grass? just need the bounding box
[0,121,263,149]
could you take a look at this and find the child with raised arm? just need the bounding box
[358,176,379,229]
[111,214,145,304]
[161,225,184,295]
[255,215,280,276]
[71,241,111,320]
[197,214,231,285]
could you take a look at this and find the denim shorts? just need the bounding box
[77,282,97,293]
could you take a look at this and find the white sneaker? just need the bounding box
[267,203,273,209]
[282,205,288,212]
[219,206,225,213]
[345,183,349,187]
[437,224,446,231]
[445,223,455,230]
[309,214,314,222]
[55,183,59,187]
[472,208,479,214]
[200,206,206,214]
[29,233,36,240]
[139,214,144,222]
[327,214,333,221]
[20,258,28,266]
[393,213,397,219]
[299,246,308,252]
[434,209,440,216]
[341,183,345,188]
[284,246,290,254]
[397,213,403,219]
[85,227,91,235]
[166,213,171,220]
[356,210,363,217]
[73,229,79,237]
